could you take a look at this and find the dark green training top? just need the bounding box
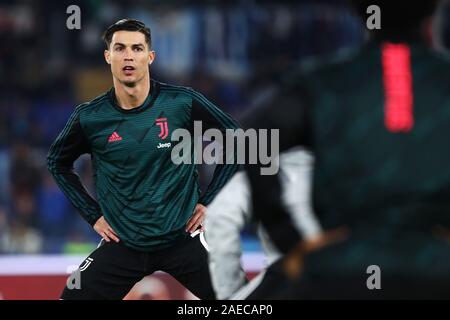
[48,79,240,251]
[246,39,450,264]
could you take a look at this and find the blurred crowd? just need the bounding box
[0,0,388,254]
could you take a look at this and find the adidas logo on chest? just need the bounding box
[107,131,122,143]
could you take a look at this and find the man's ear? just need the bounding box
[104,50,111,64]
[149,50,156,65]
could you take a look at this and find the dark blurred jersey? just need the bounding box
[246,39,450,283]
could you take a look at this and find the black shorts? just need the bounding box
[61,233,215,300]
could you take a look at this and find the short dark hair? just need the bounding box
[102,19,151,49]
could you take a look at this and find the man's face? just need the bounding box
[104,31,155,87]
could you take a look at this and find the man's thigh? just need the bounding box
[158,234,216,300]
[61,241,148,300]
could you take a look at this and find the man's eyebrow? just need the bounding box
[112,43,145,47]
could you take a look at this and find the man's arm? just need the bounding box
[47,105,102,226]
[190,91,241,206]
[205,171,251,300]
[243,84,312,254]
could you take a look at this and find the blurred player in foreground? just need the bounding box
[48,19,239,299]
[245,0,450,299]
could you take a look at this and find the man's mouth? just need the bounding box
[122,66,135,75]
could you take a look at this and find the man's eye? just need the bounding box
[134,47,143,52]
[115,47,123,51]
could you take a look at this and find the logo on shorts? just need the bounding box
[79,257,94,272]
[156,118,169,139]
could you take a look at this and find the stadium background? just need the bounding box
[0,0,448,299]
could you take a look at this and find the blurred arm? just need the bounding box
[243,84,312,254]
[205,171,251,300]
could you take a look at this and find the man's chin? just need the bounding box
[122,79,137,87]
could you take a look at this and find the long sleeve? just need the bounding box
[243,78,313,254]
[47,105,102,226]
[205,171,250,300]
[190,91,241,206]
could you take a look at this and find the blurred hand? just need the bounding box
[282,226,349,280]
[433,225,450,245]
[186,204,206,234]
[93,216,120,243]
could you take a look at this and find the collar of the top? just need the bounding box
[108,79,160,114]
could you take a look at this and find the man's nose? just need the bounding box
[124,48,133,60]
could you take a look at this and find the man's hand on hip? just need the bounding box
[186,204,206,234]
[94,216,120,243]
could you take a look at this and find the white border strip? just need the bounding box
[0,253,266,275]
[0,255,87,275]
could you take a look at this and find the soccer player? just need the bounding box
[206,147,321,300]
[245,0,450,298]
[47,19,240,300]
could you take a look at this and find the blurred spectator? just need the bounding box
[12,190,38,228]
[0,202,43,254]
[0,149,10,204]
[36,174,73,250]
[2,220,43,254]
[0,205,9,253]
[9,142,42,196]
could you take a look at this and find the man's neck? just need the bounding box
[113,75,151,110]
